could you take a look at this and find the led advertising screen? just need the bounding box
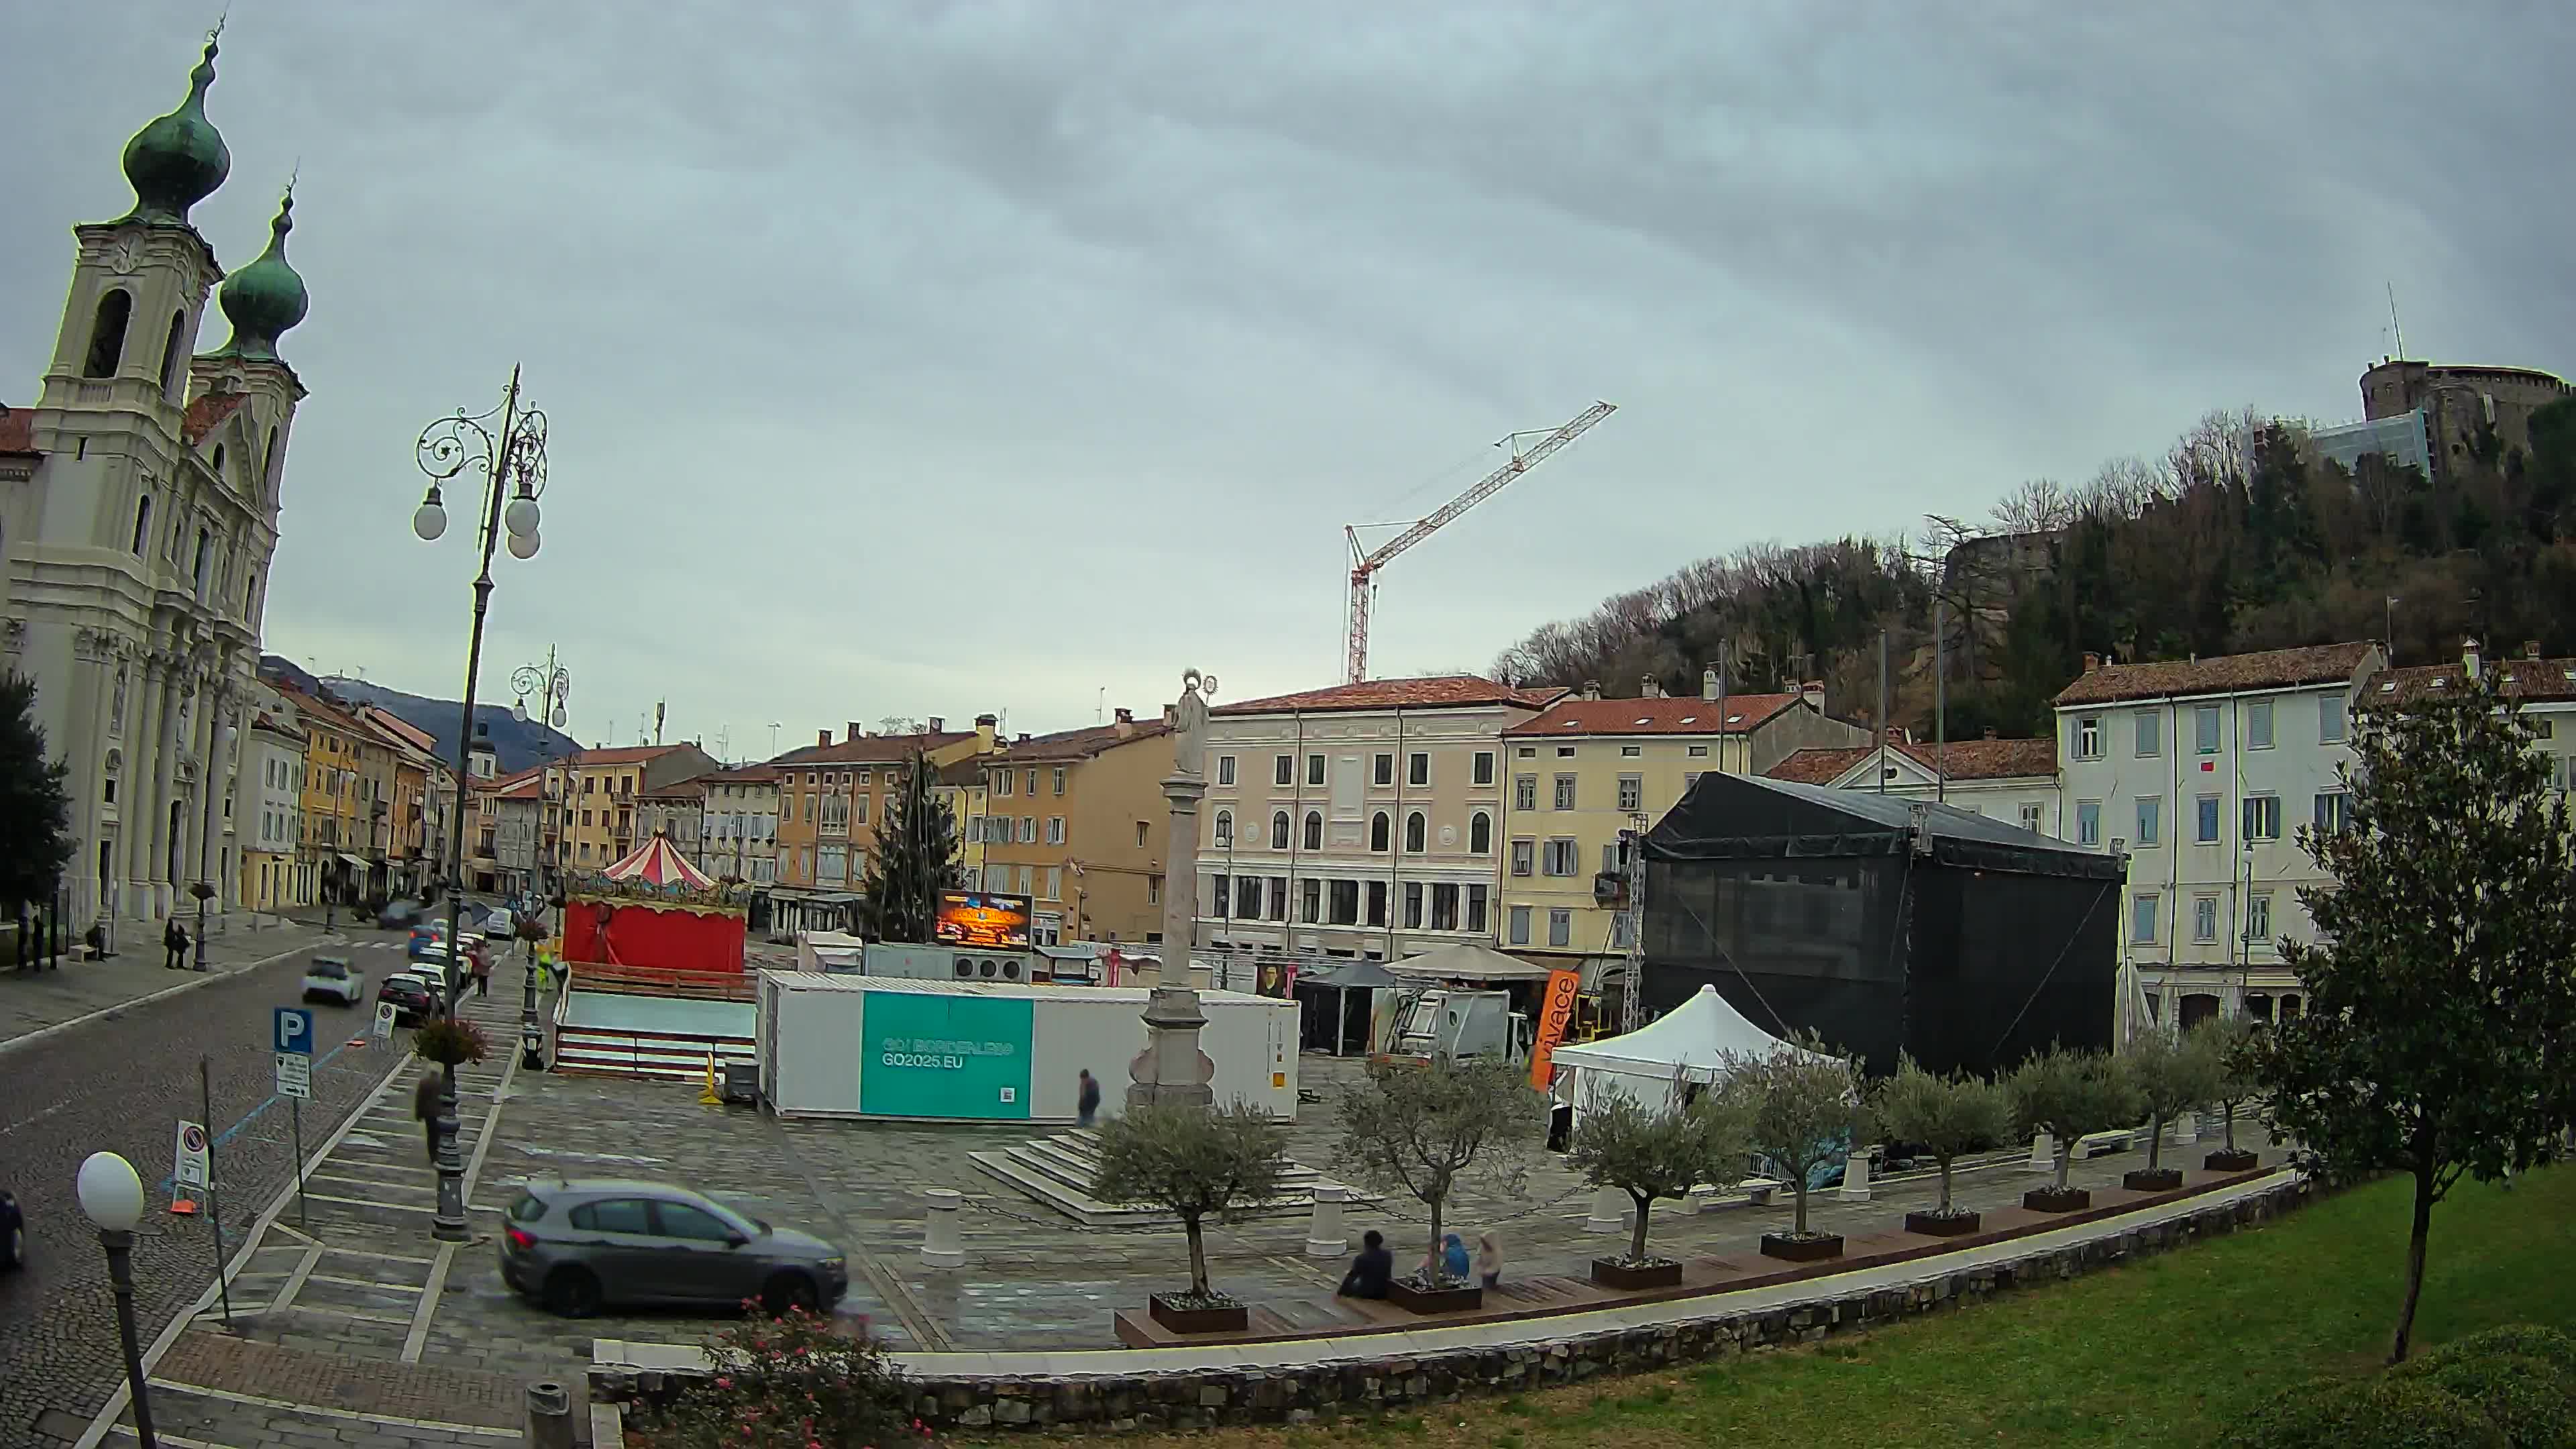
[935,891,1033,949]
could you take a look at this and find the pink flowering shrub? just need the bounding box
[625,1305,921,1447]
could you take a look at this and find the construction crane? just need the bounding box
[1342,400,1617,684]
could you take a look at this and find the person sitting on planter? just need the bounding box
[1476,1232,1503,1289]
[1337,1229,1393,1299]
[1436,1232,1470,1282]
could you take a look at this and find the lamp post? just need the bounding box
[77,1150,157,1448]
[192,718,235,971]
[411,366,549,1242]
[509,651,570,1072]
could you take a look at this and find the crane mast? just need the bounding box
[1344,400,1616,684]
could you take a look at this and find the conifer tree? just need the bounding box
[859,751,961,943]
[0,671,74,919]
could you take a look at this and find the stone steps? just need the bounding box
[968,1130,1373,1227]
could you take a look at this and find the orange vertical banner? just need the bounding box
[1528,969,1582,1089]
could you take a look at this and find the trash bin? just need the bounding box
[719,1059,761,1106]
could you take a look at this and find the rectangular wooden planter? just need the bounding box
[1591,1256,1684,1291]
[1385,1278,1484,1315]
[1904,1209,1981,1237]
[2204,1148,2260,1172]
[2123,1167,2184,1192]
[2023,1187,2092,1214]
[1759,1232,1844,1263]
[1147,1293,1249,1336]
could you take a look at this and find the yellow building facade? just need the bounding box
[977,710,1171,946]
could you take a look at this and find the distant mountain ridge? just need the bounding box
[258,655,578,775]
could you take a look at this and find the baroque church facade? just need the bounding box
[0,32,311,934]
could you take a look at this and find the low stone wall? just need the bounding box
[595,1177,2310,1434]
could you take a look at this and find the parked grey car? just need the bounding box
[500,1179,847,1318]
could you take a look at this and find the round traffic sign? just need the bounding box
[181,1124,207,1152]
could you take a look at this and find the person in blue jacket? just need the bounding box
[1440,1232,1471,1281]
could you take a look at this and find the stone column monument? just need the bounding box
[1130,669,1220,1111]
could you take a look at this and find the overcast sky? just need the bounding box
[10,3,2571,757]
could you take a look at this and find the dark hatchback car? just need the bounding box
[376,971,438,1026]
[500,1179,847,1319]
[378,898,425,930]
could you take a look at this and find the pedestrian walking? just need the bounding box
[1336,1229,1393,1300]
[413,1072,442,1163]
[470,944,493,998]
[162,918,188,970]
[1077,1069,1102,1128]
[1475,1232,1503,1289]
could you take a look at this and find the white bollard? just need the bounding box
[920,1187,967,1269]
[1837,1149,1872,1202]
[2167,1111,2198,1147]
[524,1381,576,1449]
[2026,1131,2056,1172]
[1585,1185,1628,1234]
[1304,1184,1349,1258]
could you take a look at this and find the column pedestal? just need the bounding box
[1303,1184,1349,1258]
[920,1187,966,1269]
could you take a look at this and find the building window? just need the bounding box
[2314,791,2351,834]
[1045,866,1061,900]
[1364,878,1388,927]
[994,770,1012,797]
[1046,816,1066,845]
[1274,754,1294,786]
[2246,892,2273,947]
[1429,883,1458,930]
[1019,816,1036,843]
[1271,811,1290,849]
[1022,769,1038,796]
[1547,908,1571,947]
[1556,745,1574,758]
[2134,710,2161,757]
[2135,796,2161,847]
[1214,810,1232,847]
[1299,877,1322,922]
[1466,883,1487,934]
[1306,753,1326,787]
[2019,802,2042,833]
[2194,705,2221,754]
[1017,865,1034,895]
[1235,876,1260,917]
[1472,751,1495,786]
[1217,755,1236,786]
[1370,812,1390,852]
[1507,904,1531,945]
[1542,838,1579,876]
[2076,800,2101,847]
[1511,839,1534,876]
[1135,820,1148,847]
[1391,751,1421,788]
[1687,744,1709,759]
[2247,700,2275,750]
[84,288,132,378]
[2241,794,2282,842]
[1373,753,1394,786]
[1403,881,1423,928]
[2131,892,2159,945]
[129,494,154,555]
[1404,812,1426,853]
[1553,774,1577,810]
[2074,715,2102,760]
[1303,810,1322,851]
[1617,775,1642,812]
[2192,895,2218,943]
[2320,695,2348,744]
[1514,775,1537,810]
[1469,811,1492,854]
[2196,795,2221,844]
[1148,877,1161,906]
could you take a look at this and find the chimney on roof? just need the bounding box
[928,716,945,733]
[1581,680,1601,701]
[1017,733,1031,744]
[1641,676,1664,698]
[1799,680,1824,705]
[2083,651,2101,673]
[1163,703,1177,727]
[2463,637,2481,681]
[2524,641,2542,660]
[1701,667,1719,702]
[1983,727,1998,739]
[818,729,832,747]
[847,721,864,741]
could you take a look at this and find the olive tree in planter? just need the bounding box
[1091,1101,1289,1335]
[1564,1084,1753,1289]
[1871,1055,2011,1237]
[2123,1026,2222,1191]
[1333,1059,1544,1313]
[1720,1035,1866,1263]
[2006,1046,2140,1212]
[2198,1018,2264,1171]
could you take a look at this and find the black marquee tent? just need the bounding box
[1640,772,2123,1079]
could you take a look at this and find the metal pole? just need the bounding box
[198,1056,232,1323]
[290,1098,307,1232]
[1876,630,1889,793]
[101,1228,158,1448]
[1934,598,1947,806]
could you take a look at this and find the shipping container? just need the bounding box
[755,973,1300,1122]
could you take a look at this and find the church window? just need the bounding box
[212,443,226,478]
[263,426,279,495]
[85,290,133,378]
[158,311,186,397]
[129,495,153,555]
[193,527,211,590]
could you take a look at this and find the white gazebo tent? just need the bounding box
[1548,984,1833,1120]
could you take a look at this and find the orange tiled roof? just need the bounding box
[1214,676,1562,716]
[1000,718,1172,761]
[0,405,36,456]
[2376,655,2576,704]
[768,731,975,767]
[1503,693,1802,737]
[2052,643,2377,707]
[699,764,782,784]
[1766,737,2059,787]
[574,744,688,766]
[181,392,249,446]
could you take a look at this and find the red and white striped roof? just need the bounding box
[597,834,714,890]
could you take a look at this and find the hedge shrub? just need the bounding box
[2215,1324,2576,1449]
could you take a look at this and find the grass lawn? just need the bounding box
[1039,1165,2573,1449]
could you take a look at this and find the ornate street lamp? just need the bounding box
[411,366,549,1243]
[78,1151,157,1448]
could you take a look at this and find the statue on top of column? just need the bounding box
[1171,668,1217,780]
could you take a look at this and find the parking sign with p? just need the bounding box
[273,1006,314,1057]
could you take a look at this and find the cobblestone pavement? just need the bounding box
[0,920,418,1446]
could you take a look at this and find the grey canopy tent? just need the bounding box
[1293,957,1401,1055]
